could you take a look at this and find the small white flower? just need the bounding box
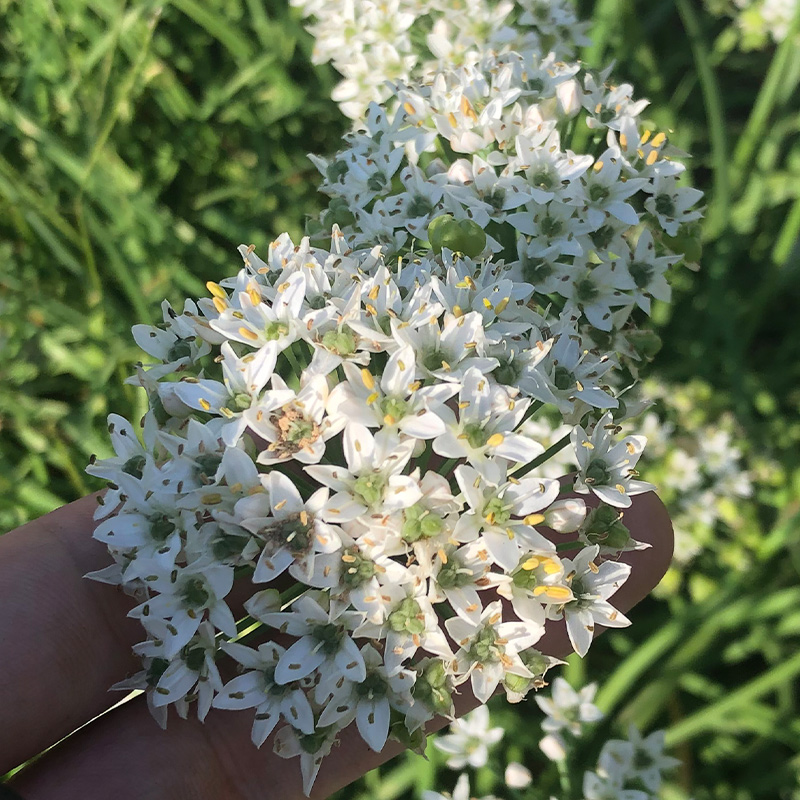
[535,677,603,736]
[434,705,504,769]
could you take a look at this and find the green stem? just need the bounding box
[514,432,571,478]
[674,0,731,239]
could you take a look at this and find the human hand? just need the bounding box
[0,490,672,800]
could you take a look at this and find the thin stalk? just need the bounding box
[514,432,571,478]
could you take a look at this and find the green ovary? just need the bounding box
[353,473,387,507]
[322,329,357,356]
[388,597,426,635]
[402,504,445,542]
[483,497,511,526]
[467,624,502,663]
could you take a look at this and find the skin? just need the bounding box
[0,489,673,799]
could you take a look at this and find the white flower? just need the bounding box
[535,677,603,736]
[447,600,542,703]
[249,592,367,686]
[557,545,631,657]
[434,705,503,769]
[572,413,655,508]
[505,761,533,788]
[213,641,315,746]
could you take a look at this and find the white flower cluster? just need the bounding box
[732,0,798,43]
[88,223,646,792]
[310,48,702,375]
[88,2,700,795]
[294,0,590,119]
[426,681,680,800]
[537,678,680,800]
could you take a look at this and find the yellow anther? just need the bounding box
[341,553,356,563]
[593,160,604,172]
[483,297,493,309]
[383,414,397,425]
[542,585,572,601]
[239,327,259,341]
[640,129,652,144]
[274,499,287,511]
[368,285,380,300]
[523,513,545,526]
[542,559,562,575]
[487,433,505,448]
[626,442,636,454]
[448,111,458,127]
[646,149,658,166]
[651,132,666,148]
[616,483,627,494]
[300,510,309,525]
[212,297,228,314]
[495,297,509,314]
[361,368,375,390]
[453,304,464,317]
[206,281,226,299]
[366,391,379,405]
[246,284,261,306]
[403,101,416,115]
[522,557,540,571]
[620,132,628,149]
[438,548,448,564]
[199,398,211,412]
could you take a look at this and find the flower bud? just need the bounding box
[545,498,587,532]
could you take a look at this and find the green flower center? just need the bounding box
[322,328,358,356]
[340,546,376,588]
[463,422,488,449]
[232,393,252,410]
[149,514,176,543]
[353,473,387,507]
[402,503,445,543]
[591,224,615,250]
[182,577,210,609]
[575,276,599,303]
[530,169,554,190]
[367,172,387,192]
[485,186,506,211]
[540,214,563,237]
[468,624,503,663]
[388,597,426,635]
[521,256,554,285]
[122,454,146,479]
[483,497,511,526]
[264,321,289,341]
[589,183,610,203]
[629,260,654,289]
[167,339,192,362]
[494,358,521,386]
[182,645,207,672]
[585,459,612,486]
[311,623,343,655]
[380,396,408,425]
[553,365,575,391]
[146,657,170,687]
[194,453,222,481]
[437,556,473,589]
[265,513,313,556]
[413,660,452,714]
[655,193,676,217]
[355,671,388,699]
[407,193,434,218]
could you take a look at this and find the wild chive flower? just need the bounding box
[88,2,698,793]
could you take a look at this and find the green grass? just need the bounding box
[2,0,800,797]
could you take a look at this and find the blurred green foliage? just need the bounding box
[0,0,344,528]
[1,0,799,798]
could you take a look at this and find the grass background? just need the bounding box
[1,0,799,797]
